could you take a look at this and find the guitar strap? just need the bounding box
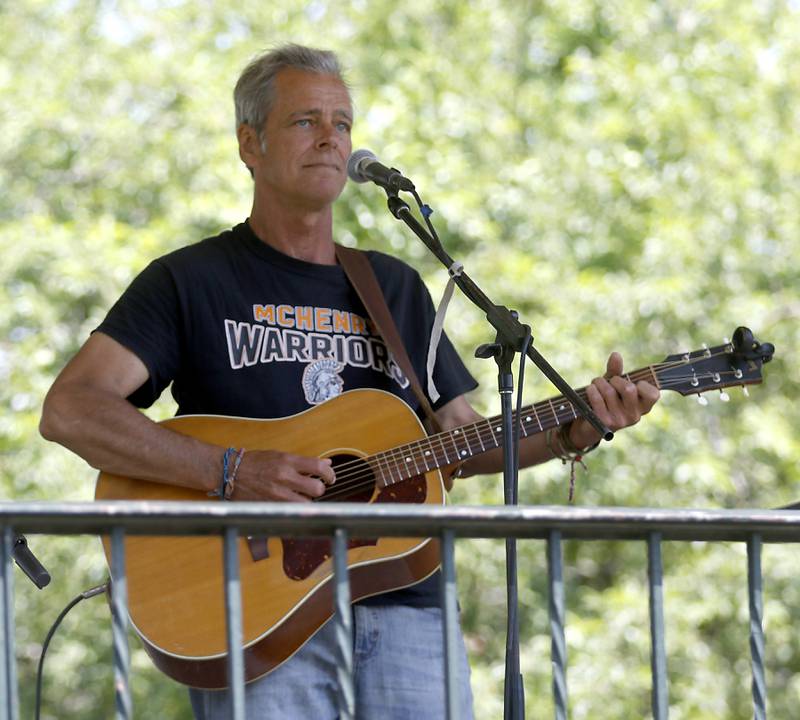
[252,245,452,564]
[334,244,443,437]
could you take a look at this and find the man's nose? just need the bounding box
[315,121,339,149]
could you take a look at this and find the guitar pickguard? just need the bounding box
[281,472,428,581]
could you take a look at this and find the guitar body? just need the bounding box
[95,389,444,689]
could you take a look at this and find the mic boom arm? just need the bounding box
[384,192,613,442]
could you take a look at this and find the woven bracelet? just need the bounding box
[224,448,246,500]
[208,447,238,499]
[546,423,600,502]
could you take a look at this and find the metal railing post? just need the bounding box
[110,527,132,720]
[748,534,767,720]
[333,528,355,719]
[0,527,19,720]
[440,529,460,720]
[648,532,668,720]
[547,530,568,720]
[223,527,246,720]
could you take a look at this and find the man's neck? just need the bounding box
[247,198,337,265]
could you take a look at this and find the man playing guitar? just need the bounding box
[40,44,659,719]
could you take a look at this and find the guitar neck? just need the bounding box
[371,365,660,488]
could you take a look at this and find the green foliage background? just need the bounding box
[2,1,798,717]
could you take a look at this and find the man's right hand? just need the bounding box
[41,332,338,501]
[231,451,336,502]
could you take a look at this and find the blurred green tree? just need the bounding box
[2,0,798,717]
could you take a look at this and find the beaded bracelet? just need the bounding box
[545,423,600,502]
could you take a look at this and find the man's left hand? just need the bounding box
[568,352,660,450]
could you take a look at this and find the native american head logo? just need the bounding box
[302,358,345,405]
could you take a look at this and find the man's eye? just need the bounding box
[337,122,351,132]
[296,119,311,127]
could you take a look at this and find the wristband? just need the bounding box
[208,447,244,500]
[224,448,246,500]
[546,423,600,502]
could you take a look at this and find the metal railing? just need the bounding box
[3,501,800,720]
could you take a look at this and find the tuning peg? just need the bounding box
[742,386,750,397]
[719,391,730,402]
[697,394,709,406]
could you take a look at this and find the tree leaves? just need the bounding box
[3,0,799,717]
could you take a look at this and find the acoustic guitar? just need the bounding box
[95,327,773,688]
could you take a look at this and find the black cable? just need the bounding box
[410,189,440,244]
[35,582,109,720]
[513,330,532,505]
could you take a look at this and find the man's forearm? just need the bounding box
[40,383,221,492]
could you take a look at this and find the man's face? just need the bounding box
[250,68,353,211]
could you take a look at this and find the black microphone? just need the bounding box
[13,534,51,589]
[347,149,415,192]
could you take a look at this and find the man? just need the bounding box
[40,44,660,718]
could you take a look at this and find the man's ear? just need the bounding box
[237,123,262,173]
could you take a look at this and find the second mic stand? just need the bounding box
[384,191,612,720]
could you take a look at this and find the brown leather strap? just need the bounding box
[334,244,442,434]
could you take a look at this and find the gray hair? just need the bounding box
[234,44,348,137]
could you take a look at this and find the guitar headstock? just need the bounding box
[655,327,774,401]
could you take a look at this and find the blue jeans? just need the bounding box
[189,605,474,719]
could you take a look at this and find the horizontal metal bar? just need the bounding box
[3,502,800,542]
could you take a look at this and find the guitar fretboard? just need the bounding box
[370,366,660,488]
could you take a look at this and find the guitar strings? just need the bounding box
[323,354,720,484]
[318,372,744,497]
[317,357,750,502]
[325,364,656,479]
[317,358,747,501]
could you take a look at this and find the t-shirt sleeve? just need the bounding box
[94,259,182,408]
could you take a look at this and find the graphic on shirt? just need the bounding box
[223,303,410,391]
[302,358,345,405]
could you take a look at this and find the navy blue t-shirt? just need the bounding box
[96,220,477,606]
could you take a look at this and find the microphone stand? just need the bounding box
[381,188,612,720]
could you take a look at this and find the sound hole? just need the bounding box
[322,453,375,503]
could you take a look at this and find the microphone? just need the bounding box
[13,534,51,589]
[347,149,415,192]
